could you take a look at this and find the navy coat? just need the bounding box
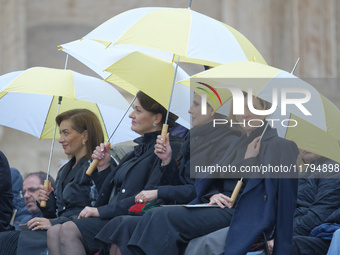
[224,127,299,255]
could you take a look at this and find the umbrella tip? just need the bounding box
[188,0,192,9]
[291,57,301,74]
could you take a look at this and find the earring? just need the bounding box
[153,123,157,127]
[82,140,86,145]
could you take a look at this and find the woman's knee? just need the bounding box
[47,224,61,241]
[59,221,81,243]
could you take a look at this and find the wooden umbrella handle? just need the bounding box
[230,180,243,208]
[161,124,169,143]
[40,179,50,208]
[86,159,99,176]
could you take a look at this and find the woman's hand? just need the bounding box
[37,183,53,204]
[154,133,172,166]
[135,190,158,204]
[92,142,111,172]
[78,206,100,219]
[27,217,52,231]
[244,136,261,159]
[208,193,233,209]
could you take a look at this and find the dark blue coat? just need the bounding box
[224,127,299,255]
[0,151,13,232]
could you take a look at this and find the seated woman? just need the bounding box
[16,108,108,255]
[125,94,299,255]
[47,91,182,255]
[94,92,241,255]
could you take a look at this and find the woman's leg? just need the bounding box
[109,244,122,255]
[59,221,87,255]
[47,224,61,255]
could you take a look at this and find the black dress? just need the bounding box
[95,122,241,255]
[72,131,183,255]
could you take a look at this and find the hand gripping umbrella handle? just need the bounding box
[40,179,50,208]
[86,159,99,176]
[161,124,169,142]
[230,179,243,208]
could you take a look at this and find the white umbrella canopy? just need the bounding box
[81,7,267,67]
[0,67,139,145]
[59,39,191,128]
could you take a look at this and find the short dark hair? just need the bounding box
[24,171,55,189]
[56,109,104,159]
[136,91,178,128]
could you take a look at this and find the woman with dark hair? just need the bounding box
[47,91,182,255]
[15,108,108,255]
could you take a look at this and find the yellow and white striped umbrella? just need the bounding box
[81,7,267,67]
[0,67,138,145]
[59,39,191,128]
[179,61,340,163]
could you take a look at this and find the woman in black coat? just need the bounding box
[126,94,299,255]
[94,92,241,255]
[48,91,182,255]
[16,109,107,255]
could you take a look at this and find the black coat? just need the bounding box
[0,151,13,232]
[39,156,111,224]
[96,131,183,219]
[293,157,340,236]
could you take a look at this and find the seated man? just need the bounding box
[288,150,340,255]
[0,172,55,255]
[20,172,55,224]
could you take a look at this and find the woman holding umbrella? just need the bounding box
[16,108,110,254]
[124,93,299,255]
[92,92,241,255]
[47,91,182,255]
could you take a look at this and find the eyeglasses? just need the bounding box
[20,186,40,198]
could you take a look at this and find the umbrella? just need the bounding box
[81,7,267,67]
[60,7,267,142]
[179,61,340,163]
[0,67,140,198]
[59,39,191,128]
[0,67,138,145]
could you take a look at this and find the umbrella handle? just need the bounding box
[161,124,169,142]
[230,180,243,208]
[86,159,99,176]
[40,180,50,208]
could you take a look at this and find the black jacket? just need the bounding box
[96,131,183,219]
[0,151,13,232]
[293,157,340,236]
[159,122,241,204]
[39,156,111,225]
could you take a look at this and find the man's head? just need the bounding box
[299,149,321,164]
[23,172,55,214]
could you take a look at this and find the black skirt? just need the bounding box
[73,217,110,255]
[128,206,233,255]
[95,215,142,255]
